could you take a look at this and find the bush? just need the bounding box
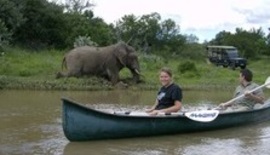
[0,19,11,50]
[177,61,200,78]
[177,61,197,73]
[73,36,98,47]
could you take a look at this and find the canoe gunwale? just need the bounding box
[62,97,270,117]
[61,97,188,118]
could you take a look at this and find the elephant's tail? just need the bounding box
[61,57,67,70]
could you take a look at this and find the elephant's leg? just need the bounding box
[66,63,83,77]
[67,71,82,77]
[107,69,119,84]
[100,69,110,80]
[56,71,64,79]
[56,69,82,78]
[110,74,119,84]
[131,71,140,83]
[56,71,74,78]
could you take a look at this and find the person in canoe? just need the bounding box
[219,68,265,111]
[146,67,182,115]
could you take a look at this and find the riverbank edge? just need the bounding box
[0,75,235,91]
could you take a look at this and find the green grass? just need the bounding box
[0,47,269,91]
[0,48,62,77]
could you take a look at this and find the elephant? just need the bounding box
[56,42,141,84]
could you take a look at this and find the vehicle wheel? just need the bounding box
[240,65,246,69]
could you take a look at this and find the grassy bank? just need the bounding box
[0,47,269,91]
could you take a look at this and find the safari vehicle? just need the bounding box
[206,45,247,69]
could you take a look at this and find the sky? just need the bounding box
[91,0,270,42]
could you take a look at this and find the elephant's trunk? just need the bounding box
[131,69,143,83]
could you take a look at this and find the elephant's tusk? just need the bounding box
[135,69,140,75]
[135,69,144,77]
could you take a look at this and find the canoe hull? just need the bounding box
[62,98,270,141]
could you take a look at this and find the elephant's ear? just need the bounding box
[113,47,127,66]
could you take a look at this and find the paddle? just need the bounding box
[184,110,219,122]
[185,76,270,122]
[115,110,219,122]
[222,76,270,106]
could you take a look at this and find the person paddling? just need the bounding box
[219,68,265,111]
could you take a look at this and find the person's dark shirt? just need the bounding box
[155,83,182,110]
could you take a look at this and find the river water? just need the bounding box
[0,90,270,155]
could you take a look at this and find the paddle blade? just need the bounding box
[185,110,219,122]
[265,76,270,88]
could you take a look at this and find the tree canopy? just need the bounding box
[0,0,269,59]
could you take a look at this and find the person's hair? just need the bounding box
[160,67,172,77]
[240,69,253,82]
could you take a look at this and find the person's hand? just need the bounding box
[218,102,229,110]
[145,108,154,113]
[244,91,253,98]
[148,110,160,116]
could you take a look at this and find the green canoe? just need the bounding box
[62,98,270,141]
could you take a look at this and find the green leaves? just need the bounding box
[210,27,270,59]
[114,12,187,56]
[0,19,11,48]
[73,36,98,47]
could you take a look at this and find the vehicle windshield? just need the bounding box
[226,49,239,58]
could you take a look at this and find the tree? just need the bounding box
[114,13,161,50]
[264,28,270,56]
[209,30,233,45]
[114,14,139,42]
[114,12,187,56]
[0,0,25,46]
[13,0,68,49]
[185,34,199,44]
[158,19,186,55]
[63,11,114,47]
[63,0,94,13]
[0,0,25,32]
[0,19,11,48]
[210,27,268,59]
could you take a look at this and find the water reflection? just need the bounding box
[0,90,270,155]
[63,122,270,155]
[181,122,270,155]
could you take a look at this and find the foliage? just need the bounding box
[177,61,200,78]
[13,0,68,49]
[0,47,63,76]
[0,0,23,49]
[114,12,187,57]
[1,0,270,91]
[73,35,98,47]
[0,0,25,32]
[0,19,11,49]
[1,47,270,90]
[139,54,166,71]
[0,0,114,50]
[209,28,269,58]
[0,0,269,61]
[63,11,115,48]
[63,0,94,14]
[178,43,205,60]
